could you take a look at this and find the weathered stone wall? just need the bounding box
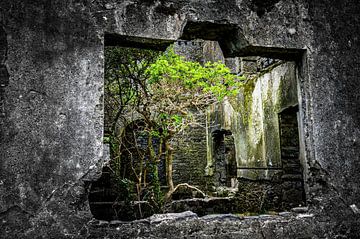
[172,112,208,189]
[0,0,359,238]
[301,2,360,233]
[0,1,106,237]
[205,61,304,210]
[174,40,224,65]
[243,61,298,173]
[174,40,204,63]
[85,210,355,239]
[0,26,8,119]
[206,62,299,180]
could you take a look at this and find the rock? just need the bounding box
[291,207,309,213]
[201,213,243,221]
[350,204,360,214]
[149,211,198,224]
[279,211,292,217]
[296,214,314,219]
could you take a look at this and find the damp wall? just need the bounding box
[206,62,299,181]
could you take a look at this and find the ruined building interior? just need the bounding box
[0,1,359,238]
[89,40,305,221]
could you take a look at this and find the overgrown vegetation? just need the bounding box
[104,45,245,216]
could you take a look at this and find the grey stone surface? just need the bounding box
[149,211,197,224]
[291,206,309,213]
[84,212,351,239]
[0,0,359,238]
[201,213,243,221]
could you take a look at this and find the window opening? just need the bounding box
[89,37,305,221]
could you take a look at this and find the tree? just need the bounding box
[104,46,163,214]
[104,46,161,151]
[105,45,245,210]
[144,47,244,199]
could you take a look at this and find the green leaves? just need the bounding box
[142,46,247,141]
[171,114,183,125]
[146,47,244,101]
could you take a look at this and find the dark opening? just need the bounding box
[279,105,306,207]
[212,129,237,188]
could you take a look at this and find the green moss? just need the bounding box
[243,77,256,113]
[275,75,284,112]
[228,75,256,127]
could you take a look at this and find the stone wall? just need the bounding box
[0,0,359,238]
[0,1,105,237]
[205,61,304,210]
[85,210,357,239]
[174,40,224,65]
[206,62,299,180]
[172,111,208,189]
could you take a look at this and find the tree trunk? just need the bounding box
[165,140,174,194]
[147,132,162,205]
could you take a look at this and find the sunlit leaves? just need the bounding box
[146,47,245,102]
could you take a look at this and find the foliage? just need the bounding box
[104,46,161,143]
[147,47,242,101]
